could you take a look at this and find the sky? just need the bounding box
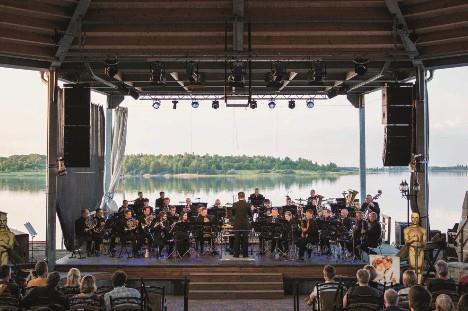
[0,67,467,167]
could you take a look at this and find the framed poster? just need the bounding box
[370,255,400,285]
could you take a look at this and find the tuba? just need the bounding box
[345,189,359,210]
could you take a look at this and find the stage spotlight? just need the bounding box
[104,58,119,78]
[268,99,276,109]
[354,58,369,76]
[306,98,315,108]
[152,99,161,109]
[191,100,199,108]
[172,100,178,110]
[149,61,166,85]
[212,100,219,109]
[288,100,295,109]
[250,100,257,109]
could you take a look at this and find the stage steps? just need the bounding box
[189,272,284,299]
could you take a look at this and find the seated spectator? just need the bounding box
[61,267,81,297]
[70,275,100,310]
[398,270,417,308]
[343,269,381,310]
[22,271,69,310]
[435,294,455,311]
[26,260,48,288]
[408,285,431,311]
[305,265,340,307]
[104,270,140,311]
[382,288,407,311]
[458,294,468,311]
[0,265,19,298]
[428,260,457,292]
[364,264,382,290]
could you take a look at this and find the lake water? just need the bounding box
[0,172,467,243]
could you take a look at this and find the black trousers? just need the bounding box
[233,231,249,257]
[297,237,317,259]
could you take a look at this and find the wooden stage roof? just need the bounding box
[1,0,468,98]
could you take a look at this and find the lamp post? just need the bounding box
[399,180,420,226]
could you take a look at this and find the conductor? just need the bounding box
[232,192,252,258]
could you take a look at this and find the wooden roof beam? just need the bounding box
[384,0,421,66]
[0,0,72,19]
[51,0,91,68]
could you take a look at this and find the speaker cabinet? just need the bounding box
[383,125,412,166]
[63,87,90,167]
[382,84,413,125]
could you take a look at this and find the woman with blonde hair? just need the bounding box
[435,294,455,311]
[66,268,81,287]
[70,275,100,310]
[397,269,417,309]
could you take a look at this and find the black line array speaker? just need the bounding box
[382,84,414,167]
[64,87,90,167]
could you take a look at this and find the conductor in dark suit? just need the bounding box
[232,192,252,258]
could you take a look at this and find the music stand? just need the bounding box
[24,222,38,263]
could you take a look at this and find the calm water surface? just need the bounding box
[0,172,466,242]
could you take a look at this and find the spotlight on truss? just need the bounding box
[306,98,315,108]
[354,58,369,76]
[250,100,257,109]
[149,61,166,85]
[268,99,276,109]
[191,100,199,108]
[152,99,161,109]
[104,58,119,78]
[288,100,296,109]
[172,100,178,110]
[212,100,219,109]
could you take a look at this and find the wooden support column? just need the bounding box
[46,70,58,270]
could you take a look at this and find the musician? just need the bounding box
[118,200,130,214]
[153,212,170,258]
[339,209,353,254]
[167,206,180,222]
[74,209,92,256]
[261,199,272,219]
[212,199,222,209]
[139,206,155,257]
[121,210,141,258]
[155,191,165,209]
[353,211,368,257]
[282,196,297,216]
[162,197,171,212]
[339,209,353,231]
[91,208,106,256]
[318,209,334,255]
[306,189,324,216]
[142,198,154,215]
[298,209,319,260]
[360,194,380,218]
[173,212,190,257]
[133,191,145,214]
[249,188,265,207]
[196,207,214,254]
[360,212,382,255]
[279,211,296,256]
[183,198,194,216]
[232,192,252,258]
[266,208,282,253]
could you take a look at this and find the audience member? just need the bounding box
[364,264,382,290]
[458,294,468,311]
[22,271,69,310]
[66,268,81,287]
[408,285,431,311]
[434,293,455,311]
[305,265,338,306]
[343,269,381,310]
[0,265,19,298]
[382,288,407,311]
[70,275,100,309]
[398,270,417,309]
[104,270,140,311]
[26,260,48,288]
[428,260,457,292]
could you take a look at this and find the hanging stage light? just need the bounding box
[268,99,276,109]
[250,100,257,109]
[212,100,219,109]
[354,58,369,76]
[104,58,119,78]
[306,98,315,108]
[288,100,296,109]
[152,99,161,109]
[172,100,178,110]
[191,100,199,108]
[149,61,166,85]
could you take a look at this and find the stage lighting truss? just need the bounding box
[104,57,119,78]
[152,99,161,109]
[268,99,276,109]
[306,98,315,108]
[227,61,246,88]
[288,100,296,109]
[354,58,369,76]
[212,100,220,109]
[249,100,257,109]
[149,61,166,85]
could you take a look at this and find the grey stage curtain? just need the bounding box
[57,102,105,251]
[99,106,128,213]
